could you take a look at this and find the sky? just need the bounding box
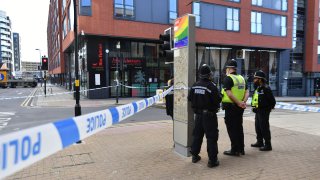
[0,0,50,62]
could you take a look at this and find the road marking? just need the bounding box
[0,112,15,130]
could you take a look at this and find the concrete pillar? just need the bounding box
[173,14,196,157]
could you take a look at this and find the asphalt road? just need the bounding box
[0,87,172,135]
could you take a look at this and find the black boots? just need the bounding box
[207,158,219,168]
[251,141,264,148]
[260,143,272,151]
[192,155,201,163]
[251,141,272,151]
[223,150,240,156]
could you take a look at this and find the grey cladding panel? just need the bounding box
[152,0,168,24]
[213,5,226,31]
[200,4,214,29]
[136,0,152,22]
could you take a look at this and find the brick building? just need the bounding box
[47,0,320,98]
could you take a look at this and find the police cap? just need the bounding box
[254,70,266,80]
[226,59,237,68]
[199,64,212,79]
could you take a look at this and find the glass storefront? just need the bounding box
[108,40,171,97]
[196,45,279,94]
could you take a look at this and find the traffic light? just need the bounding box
[41,57,48,70]
[159,27,173,61]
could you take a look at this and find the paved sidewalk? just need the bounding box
[6,84,320,179]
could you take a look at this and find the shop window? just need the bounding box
[114,0,134,19]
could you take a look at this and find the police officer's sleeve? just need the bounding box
[223,76,233,90]
[208,83,222,107]
[265,87,276,109]
[188,84,195,102]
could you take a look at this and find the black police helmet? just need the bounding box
[254,70,266,80]
[226,59,237,68]
[199,64,212,79]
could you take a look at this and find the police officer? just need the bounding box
[251,70,276,151]
[165,77,174,120]
[188,64,221,168]
[221,59,249,156]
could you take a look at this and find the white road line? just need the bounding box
[0,112,15,130]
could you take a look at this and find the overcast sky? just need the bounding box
[0,0,50,62]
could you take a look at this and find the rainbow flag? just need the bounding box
[174,16,189,48]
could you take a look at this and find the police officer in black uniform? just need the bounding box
[188,64,222,168]
[221,59,249,156]
[251,70,276,151]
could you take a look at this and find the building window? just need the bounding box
[227,8,240,31]
[169,0,177,24]
[193,2,200,27]
[318,46,320,64]
[281,16,287,36]
[252,0,262,6]
[114,0,134,19]
[80,0,92,16]
[251,12,262,34]
[63,17,67,38]
[281,0,288,11]
[318,23,320,40]
[82,0,91,6]
[228,0,240,2]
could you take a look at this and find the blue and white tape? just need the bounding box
[0,86,173,179]
[275,102,320,112]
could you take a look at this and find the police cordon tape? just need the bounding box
[0,86,173,179]
[0,84,171,101]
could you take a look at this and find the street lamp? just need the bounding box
[115,41,120,104]
[73,0,81,116]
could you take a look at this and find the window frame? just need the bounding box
[251,11,262,34]
[252,0,263,6]
[226,8,240,32]
[114,0,135,19]
[169,0,177,24]
[192,2,201,27]
[281,16,287,37]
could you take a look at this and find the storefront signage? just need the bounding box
[110,57,143,68]
[91,43,103,70]
[174,16,189,49]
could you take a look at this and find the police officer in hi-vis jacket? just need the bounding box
[251,70,276,151]
[221,59,249,156]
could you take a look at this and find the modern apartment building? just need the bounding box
[0,10,13,74]
[13,32,21,72]
[47,0,320,98]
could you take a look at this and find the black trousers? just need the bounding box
[224,104,244,152]
[191,112,219,161]
[255,109,271,144]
